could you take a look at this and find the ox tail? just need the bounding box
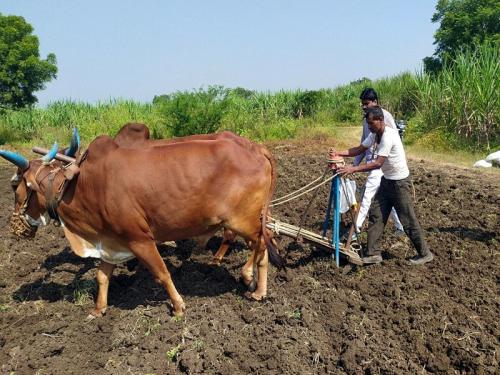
[260,146,285,269]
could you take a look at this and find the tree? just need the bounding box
[424,0,500,73]
[0,13,57,109]
[158,86,231,137]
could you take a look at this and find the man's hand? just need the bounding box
[337,165,356,176]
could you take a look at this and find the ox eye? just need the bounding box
[10,174,21,189]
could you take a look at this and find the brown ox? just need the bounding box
[1,135,283,317]
[113,123,268,264]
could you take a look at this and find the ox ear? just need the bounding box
[65,128,80,157]
[41,142,58,164]
[0,150,29,171]
[26,177,42,193]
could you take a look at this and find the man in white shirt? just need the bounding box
[330,106,433,265]
[353,88,404,236]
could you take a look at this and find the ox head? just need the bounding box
[1,130,80,238]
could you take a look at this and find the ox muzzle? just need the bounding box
[9,211,50,238]
[10,212,39,238]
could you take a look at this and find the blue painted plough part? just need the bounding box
[322,173,341,267]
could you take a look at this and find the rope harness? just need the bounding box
[9,151,86,237]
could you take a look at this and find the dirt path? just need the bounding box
[1,141,498,374]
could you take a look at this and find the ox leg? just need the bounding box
[211,229,237,265]
[131,241,186,316]
[246,239,269,300]
[239,237,277,287]
[240,250,257,292]
[89,261,115,319]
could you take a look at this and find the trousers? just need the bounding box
[356,168,403,232]
[366,176,430,257]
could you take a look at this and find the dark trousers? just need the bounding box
[366,176,430,257]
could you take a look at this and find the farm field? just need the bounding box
[0,140,499,374]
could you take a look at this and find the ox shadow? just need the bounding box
[13,246,97,303]
[41,246,97,271]
[13,241,246,311]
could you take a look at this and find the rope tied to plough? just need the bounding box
[270,173,329,204]
[270,169,340,207]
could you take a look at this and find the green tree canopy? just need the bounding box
[424,0,500,73]
[0,13,57,109]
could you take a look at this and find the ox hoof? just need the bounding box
[86,308,106,321]
[240,272,256,290]
[240,276,256,292]
[85,314,97,322]
[209,258,222,266]
[247,278,257,293]
[172,301,186,317]
[244,291,266,301]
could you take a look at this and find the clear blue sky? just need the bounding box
[3,0,438,106]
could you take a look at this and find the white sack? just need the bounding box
[485,150,500,165]
[340,178,357,214]
[473,159,492,168]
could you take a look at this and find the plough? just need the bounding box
[266,156,363,266]
[266,217,363,265]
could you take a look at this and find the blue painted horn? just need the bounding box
[65,128,80,157]
[0,150,29,170]
[41,142,59,163]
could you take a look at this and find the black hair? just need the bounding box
[359,87,378,102]
[364,106,384,120]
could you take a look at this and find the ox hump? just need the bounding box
[86,135,119,161]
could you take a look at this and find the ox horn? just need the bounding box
[0,150,29,171]
[65,127,80,157]
[41,142,59,164]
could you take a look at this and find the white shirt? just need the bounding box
[354,108,396,166]
[362,126,409,180]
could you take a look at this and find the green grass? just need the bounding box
[166,344,182,362]
[71,279,96,306]
[0,43,497,156]
[286,308,302,320]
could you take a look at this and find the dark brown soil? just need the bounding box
[1,141,499,375]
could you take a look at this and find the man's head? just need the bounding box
[365,106,385,134]
[359,87,379,112]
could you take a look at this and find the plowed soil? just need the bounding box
[1,140,499,375]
